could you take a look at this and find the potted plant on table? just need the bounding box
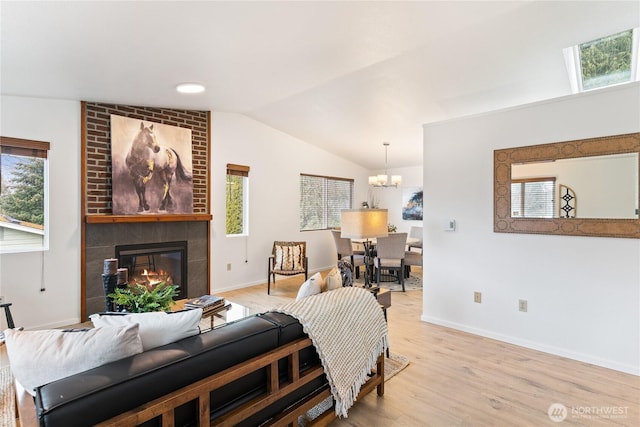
[108,281,180,313]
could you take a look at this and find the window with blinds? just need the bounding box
[300,174,353,231]
[0,136,50,252]
[226,164,249,235]
[511,177,556,218]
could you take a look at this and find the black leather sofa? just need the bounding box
[30,312,336,426]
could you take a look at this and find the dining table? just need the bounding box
[351,235,420,247]
[351,233,420,286]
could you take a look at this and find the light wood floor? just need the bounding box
[220,273,640,427]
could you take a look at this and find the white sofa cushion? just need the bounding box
[4,324,143,396]
[90,308,202,351]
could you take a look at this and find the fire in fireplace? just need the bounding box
[115,241,188,299]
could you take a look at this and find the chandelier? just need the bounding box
[368,142,401,187]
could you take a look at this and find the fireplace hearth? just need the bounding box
[116,241,188,299]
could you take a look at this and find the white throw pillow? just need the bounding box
[4,324,143,396]
[296,272,323,300]
[325,267,342,291]
[90,308,202,351]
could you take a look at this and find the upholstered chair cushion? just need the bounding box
[274,243,305,271]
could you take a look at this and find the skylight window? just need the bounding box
[564,28,639,93]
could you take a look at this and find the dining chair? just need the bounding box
[407,226,423,253]
[374,232,407,292]
[404,250,423,278]
[331,230,365,279]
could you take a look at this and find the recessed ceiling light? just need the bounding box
[176,83,205,94]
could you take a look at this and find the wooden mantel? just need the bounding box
[85,214,212,224]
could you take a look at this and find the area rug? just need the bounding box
[299,352,409,425]
[354,270,422,292]
[385,352,410,380]
[0,365,17,427]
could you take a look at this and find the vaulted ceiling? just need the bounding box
[2,1,638,170]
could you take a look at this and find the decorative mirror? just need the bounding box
[494,132,640,238]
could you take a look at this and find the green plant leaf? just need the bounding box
[108,282,180,313]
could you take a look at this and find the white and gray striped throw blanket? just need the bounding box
[272,287,388,417]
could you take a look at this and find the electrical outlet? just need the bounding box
[226,263,232,271]
[474,292,482,303]
[519,299,528,312]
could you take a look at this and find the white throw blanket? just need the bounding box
[272,287,388,417]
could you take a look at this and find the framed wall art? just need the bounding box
[110,115,194,215]
[402,187,423,220]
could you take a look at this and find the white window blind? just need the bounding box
[300,174,353,231]
[511,178,555,218]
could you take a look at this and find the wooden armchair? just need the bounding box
[267,241,308,294]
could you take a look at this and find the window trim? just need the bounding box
[0,136,50,158]
[226,163,249,177]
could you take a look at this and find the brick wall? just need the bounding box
[84,103,209,214]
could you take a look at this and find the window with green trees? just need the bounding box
[565,28,638,92]
[0,137,50,252]
[226,164,249,235]
[580,29,634,91]
[300,174,353,231]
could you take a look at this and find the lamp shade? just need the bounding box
[340,209,389,239]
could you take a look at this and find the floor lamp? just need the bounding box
[340,209,388,288]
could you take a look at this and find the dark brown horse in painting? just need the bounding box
[125,122,192,212]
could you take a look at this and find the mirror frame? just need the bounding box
[494,132,640,238]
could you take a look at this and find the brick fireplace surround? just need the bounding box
[81,102,211,319]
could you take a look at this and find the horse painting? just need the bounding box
[125,122,192,212]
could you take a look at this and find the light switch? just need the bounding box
[444,219,456,231]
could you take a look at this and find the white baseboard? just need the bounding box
[421,314,639,376]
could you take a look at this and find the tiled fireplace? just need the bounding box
[84,222,208,317]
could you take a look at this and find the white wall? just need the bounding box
[209,112,370,292]
[422,82,640,374]
[0,96,81,329]
[368,165,424,233]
